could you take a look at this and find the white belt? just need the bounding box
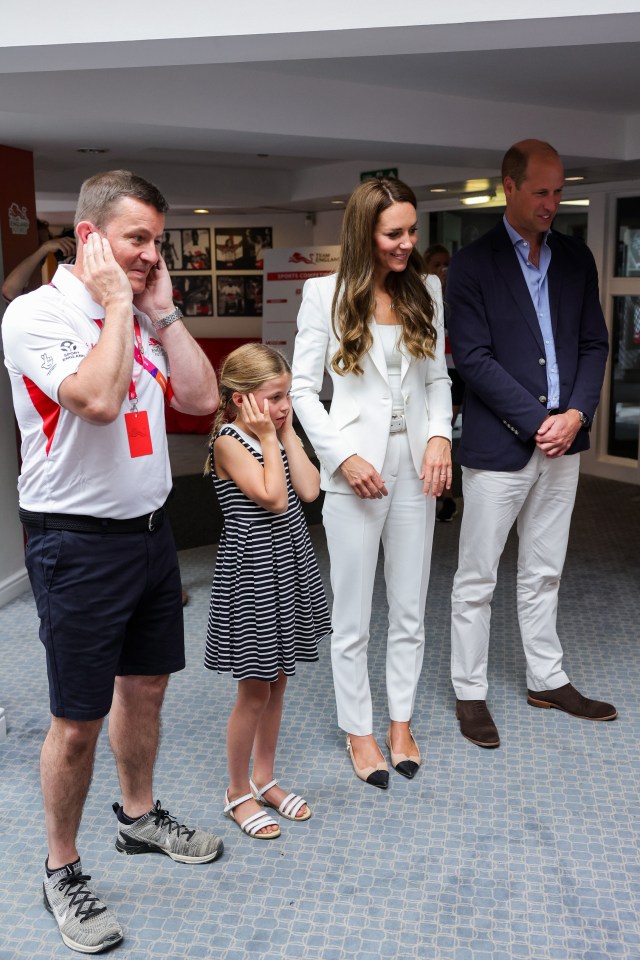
[389,413,406,434]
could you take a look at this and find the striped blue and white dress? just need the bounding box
[205,425,331,681]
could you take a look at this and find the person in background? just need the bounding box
[423,242,464,522]
[2,170,223,954]
[292,178,452,788]
[446,139,616,749]
[160,231,180,271]
[2,221,76,304]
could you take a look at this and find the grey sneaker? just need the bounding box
[113,800,224,864]
[43,860,123,954]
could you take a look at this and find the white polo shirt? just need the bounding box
[2,265,173,518]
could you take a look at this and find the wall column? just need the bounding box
[0,144,38,606]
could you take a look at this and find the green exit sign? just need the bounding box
[360,168,398,182]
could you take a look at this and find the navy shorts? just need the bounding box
[25,521,185,721]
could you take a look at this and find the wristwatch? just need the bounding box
[575,410,590,429]
[153,306,183,330]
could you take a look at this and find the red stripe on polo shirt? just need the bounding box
[23,376,60,455]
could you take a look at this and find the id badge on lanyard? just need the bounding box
[94,315,165,459]
[125,317,154,458]
[124,409,153,458]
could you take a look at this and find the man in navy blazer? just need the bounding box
[447,139,616,748]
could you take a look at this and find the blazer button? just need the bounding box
[539,358,546,365]
[538,395,547,404]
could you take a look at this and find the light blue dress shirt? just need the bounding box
[503,215,560,409]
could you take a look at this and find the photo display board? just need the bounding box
[166,226,272,320]
[262,245,340,368]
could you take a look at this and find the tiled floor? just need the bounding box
[0,475,639,959]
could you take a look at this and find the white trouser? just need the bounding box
[323,431,435,735]
[451,448,580,700]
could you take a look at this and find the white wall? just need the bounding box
[311,211,344,248]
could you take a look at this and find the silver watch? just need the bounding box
[153,306,183,330]
[576,410,589,429]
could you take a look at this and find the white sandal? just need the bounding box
[250,778,312,822]
[223,790,281,839]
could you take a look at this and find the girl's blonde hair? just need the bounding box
[205,343,291,472]
[331,177,436,376]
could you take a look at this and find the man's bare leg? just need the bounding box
[108,674,168,818]
[41,716,103,869]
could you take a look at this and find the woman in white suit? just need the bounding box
[291,178,452,788]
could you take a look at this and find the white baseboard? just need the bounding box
[0,566,30,607]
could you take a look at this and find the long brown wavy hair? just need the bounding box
[331,178,436,376]
[204,343,291,474]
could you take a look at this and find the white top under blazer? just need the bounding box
[291,273,453,494]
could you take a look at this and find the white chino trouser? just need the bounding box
[451,447,580,700]
[323,431,435,735]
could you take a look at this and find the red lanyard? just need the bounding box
[94,316,169,410]
[47,281,170,406]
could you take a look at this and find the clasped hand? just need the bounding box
[535,411,581,458]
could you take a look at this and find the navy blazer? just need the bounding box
[446,222,609,471]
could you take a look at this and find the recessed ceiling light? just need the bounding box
[331,199,345,205]
[193,209,210,214]
[460,195,493,206]
[565,176,585,182]
[76,147,109,154]
[430,188,447,193]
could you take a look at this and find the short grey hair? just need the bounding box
[74,170,169,228]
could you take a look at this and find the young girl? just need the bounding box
[205,344,331,839]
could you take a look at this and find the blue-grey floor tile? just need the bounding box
[1,475,639,960]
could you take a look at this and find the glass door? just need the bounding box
[609,199,640,461]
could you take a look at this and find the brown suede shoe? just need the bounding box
[527,683,617,720]
[455,700,500,748]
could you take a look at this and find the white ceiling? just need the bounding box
[251,42,640,113]
[3,11,640,220]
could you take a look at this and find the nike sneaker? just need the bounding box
[113,800,224,863]
[43,859,123,954]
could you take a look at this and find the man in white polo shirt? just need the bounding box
[2,171,223,954]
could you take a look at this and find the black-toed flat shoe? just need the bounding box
[346,735,389,789]
[385,728,421,779]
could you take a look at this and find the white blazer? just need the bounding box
[291,273,453,493]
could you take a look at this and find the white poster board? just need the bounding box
[262,246,339,369]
